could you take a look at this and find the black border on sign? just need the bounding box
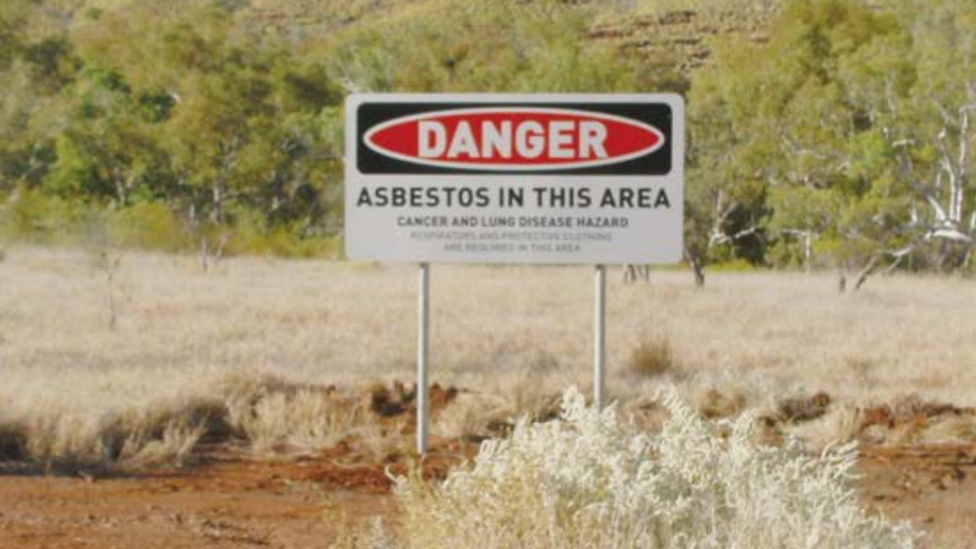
[356,102,673,176]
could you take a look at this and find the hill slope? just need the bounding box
[30,0,789,73]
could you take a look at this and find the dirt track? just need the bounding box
[1,442,974,549]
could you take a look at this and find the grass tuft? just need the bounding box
[628,336,677,378]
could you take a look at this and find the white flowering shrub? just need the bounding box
[393,387,915,549]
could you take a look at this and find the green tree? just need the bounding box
[688,0,912,286]
[44,67,174,205]
[71,5,343,261]
[690,0,976,286]
[0,1,80,195]
[686,53,770,285]
[842,0,976,276]
[0,1,27,71]
[158,14,340,256]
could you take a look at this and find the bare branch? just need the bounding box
[958,111,970,223]
[854,242,921,291]
[930,228,973,243]
[938,127,961,187]
[923,192,949,223]
[709,224,759,248]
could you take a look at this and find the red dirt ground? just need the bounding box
[2,386,974,549]
[1,442,973,549]
[0,438,472,549]
[858,444,976,549]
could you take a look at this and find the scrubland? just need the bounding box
[3,245,975,398]
[0,245,974,467]
[1,246,975,548]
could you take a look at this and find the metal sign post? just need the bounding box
[417,262,431,455]
[345,94,685,454]
[593,265,607,409]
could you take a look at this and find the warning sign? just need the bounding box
[345,94,685,264]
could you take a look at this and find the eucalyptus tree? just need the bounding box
[840,0,976,279]
[0,0,80,192]
[43,67,174,205]
[686,0,917,286]
[71,5,342,262]
[690,0,976,286]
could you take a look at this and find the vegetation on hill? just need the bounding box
[688,0,976,285]
[0,0,973,284]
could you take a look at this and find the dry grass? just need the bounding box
[628,336,678,378]
[1,245,975,467]
[231,385,380,457]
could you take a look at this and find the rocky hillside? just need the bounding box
[29,0,790,73]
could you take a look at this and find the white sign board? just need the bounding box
[345,94,684,264]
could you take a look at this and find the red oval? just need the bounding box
[364,108,663,171]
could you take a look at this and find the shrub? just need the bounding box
[108,201,191,252]
[709,259,757,272]
[220,208,340,259]
[0,187,80,243]
[392,388,915,549]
